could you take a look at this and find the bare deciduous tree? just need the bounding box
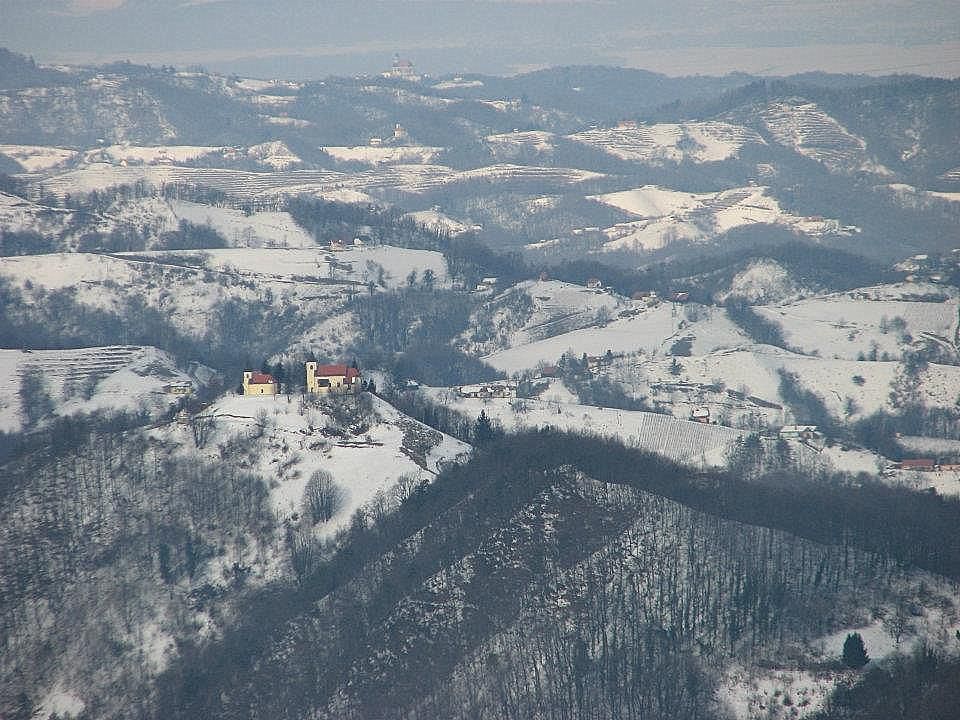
[190,413,215,448]
[302,469,345,524]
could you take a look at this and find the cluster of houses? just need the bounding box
[474,277,499,292]
[889,458,960,473]
[241,363,362,396]
[894,250,960,284]
[369,123,411,148]
[457,380,518,399]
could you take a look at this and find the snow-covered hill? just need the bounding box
[568,121,764,164]
[186,393,470,536]
[480,301,749,374]
[484,131,555,160]
[135,245,449,289]
[757,291,959,361]
[633,347,960,424]
[464,279,626,356]
[716,259,811,305]
[589,185,848,251]
[758,100,890,175]
[403,208,472,237]
[0,246,445,333]
[0,144,78,172]
[322,145,444,165]
[0,345,196,433]
[423,388,742,468]
[34,161,602,201]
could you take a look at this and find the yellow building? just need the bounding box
[305,363,361,394]
[242,370,278,395]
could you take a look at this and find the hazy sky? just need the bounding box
[2,0,958,79]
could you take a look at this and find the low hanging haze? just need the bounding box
[2,0,959,79]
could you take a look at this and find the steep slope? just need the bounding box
[462,279,625,356]
[0,390,467,720]
[0,345,198,433]
[151,432,960,720]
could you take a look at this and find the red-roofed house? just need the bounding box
[243,370,278,396]
[306,362,362,394]
[895,458,937,471]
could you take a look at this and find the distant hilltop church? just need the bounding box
[240,363,362,396]
[383,54,420,82]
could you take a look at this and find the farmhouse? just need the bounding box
[895,458,937,472]
[690,407,710,424]
[539,365,559,379]
[306,362,362,394]
[586,277,603,289]
[242,371,278,395]
[458,380,517,399]
[779,425,819,440]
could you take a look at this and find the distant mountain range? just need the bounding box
[2,47,959,264]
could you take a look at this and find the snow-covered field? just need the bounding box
[34,161,602,201]
[0,144,78,172]
[83,144,223,166]
[0,346,194,433]
[322,145,444,165]
[131,245,449,289]
[568,121,763,164]
[640,347,960,421]
[483,304,680,373]
[431,78,484,90]
[468,279,629,356]
[167,199,316,248]
[479,299,749,374]
[485,131,555,159]
[590,185,710,218]
[757,292,959,361]
[590,185,846,251]
[190,394,470,537]
[424,388,744,467]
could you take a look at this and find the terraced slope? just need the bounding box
[0,345,193,432]
[759,100,883,174]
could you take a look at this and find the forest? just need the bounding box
[142,429,960,720]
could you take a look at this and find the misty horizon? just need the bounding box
[2,0,959,80]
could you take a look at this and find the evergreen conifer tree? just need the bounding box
[842,632,869,668]
[473,410,496,446]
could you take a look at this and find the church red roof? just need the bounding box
[247,371,276,385]
[314,364,361,379]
